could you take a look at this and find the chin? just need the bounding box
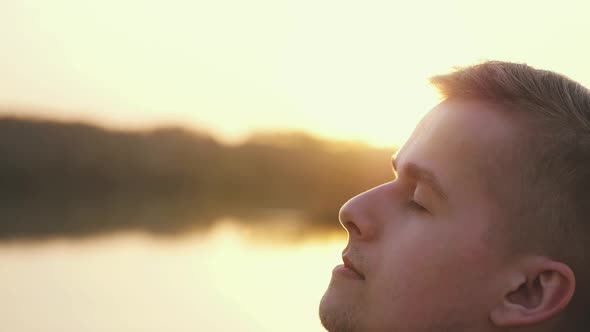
[319,284,358,332]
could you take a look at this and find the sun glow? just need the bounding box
[1,0,590,147]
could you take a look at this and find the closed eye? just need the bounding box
[409,200,429,213]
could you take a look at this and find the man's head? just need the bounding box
[319,61,590,332]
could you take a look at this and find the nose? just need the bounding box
[338,182,391,241]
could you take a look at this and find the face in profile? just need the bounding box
[319,100,523,332]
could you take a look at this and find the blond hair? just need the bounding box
[430,61,590,329]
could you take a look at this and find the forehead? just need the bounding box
[396,100,521,202]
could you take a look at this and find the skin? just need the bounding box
[319,100,551,332]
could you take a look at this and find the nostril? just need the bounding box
[345,221,361,237]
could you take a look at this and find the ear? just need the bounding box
[490,259,575,327]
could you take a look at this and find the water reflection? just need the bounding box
[0,220,346,332]
[0,193,340,241]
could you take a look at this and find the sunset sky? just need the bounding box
[1,0,589,147]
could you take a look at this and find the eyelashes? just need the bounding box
[409,199,429,213]
[410,185,430,214]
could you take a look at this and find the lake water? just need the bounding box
[0,219,346,332]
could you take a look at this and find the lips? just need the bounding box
[342,254,365,280]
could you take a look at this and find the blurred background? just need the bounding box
[1,1,589,331]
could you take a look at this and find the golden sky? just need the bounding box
[1,0,589,147]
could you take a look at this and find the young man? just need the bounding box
[319,61,590,332]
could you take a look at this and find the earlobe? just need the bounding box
[490,260,575,327]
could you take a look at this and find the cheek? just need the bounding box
[368,221,495,316]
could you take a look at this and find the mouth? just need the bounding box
[334,254,365,280]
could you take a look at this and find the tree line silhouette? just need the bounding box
[0,116,395,240]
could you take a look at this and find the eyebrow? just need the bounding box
[391,156,448,201]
